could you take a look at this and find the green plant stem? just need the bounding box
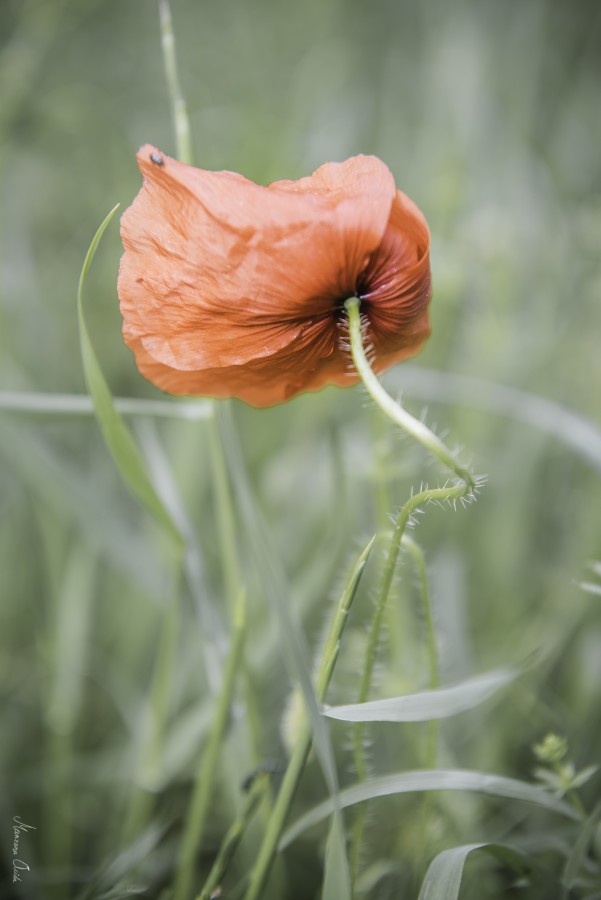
[243,540,373,900]
[174,590,247,900]
[401,532,439,778]
[0,390,211,419]
[344,298,475,491]
[401,534,440,877]
[402,535,440,696]
[198,774,269,900]
[344,297,476,888]
[244,729,313,900]
[159,0,193,165]
[207,409,242,616]
[371,410,406,679]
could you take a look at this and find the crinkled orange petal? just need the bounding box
[118,146,433,407]
[118,146,396,381]
[359,189,432,356]
[129,317,341,407]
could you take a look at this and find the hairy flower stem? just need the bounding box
[402,535,439,691]
[344,299,475,491]
[401,534,440,874]
[344,297,476,888]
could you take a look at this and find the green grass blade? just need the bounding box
[418,843,484,900]
[417,843,536,900]
[322,814,351,900]
[279,769,579,850]
[0,390,211,419]
[47,544,96,733]
[318,541,375,900]
[76,205,182,545]
[561,801,601,895]
[324,667,518,723]
[174,588,246,900]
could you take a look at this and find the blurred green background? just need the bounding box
[1,0,600,897]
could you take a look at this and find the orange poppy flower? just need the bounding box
[118,144,432,408]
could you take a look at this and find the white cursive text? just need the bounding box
[12,817,36,883]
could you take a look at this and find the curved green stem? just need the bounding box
[344,298,475,491]
[345,298,477,889]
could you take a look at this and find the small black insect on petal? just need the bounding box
[150,151,165,167]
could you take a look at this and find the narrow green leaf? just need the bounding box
[562,801,601,893]
[0,389,211,419]
[279,769,578,850]
[324,668,517,723]
[569,765,599,789]
[417,842,534,900]
[418,843,483,900]
[76,206,182,545]
[48,544,96,733]
[322,814,351,900]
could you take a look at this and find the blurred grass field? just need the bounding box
[1,0,601,898]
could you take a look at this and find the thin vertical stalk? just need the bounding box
[159,0,243,622]
[402,534,439,771]
[402,536,439,694]
[174,590,247,900]
[371,409,406,680]
[207,409,242,616]
[402,535,440,877]
[159,0,193,166]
